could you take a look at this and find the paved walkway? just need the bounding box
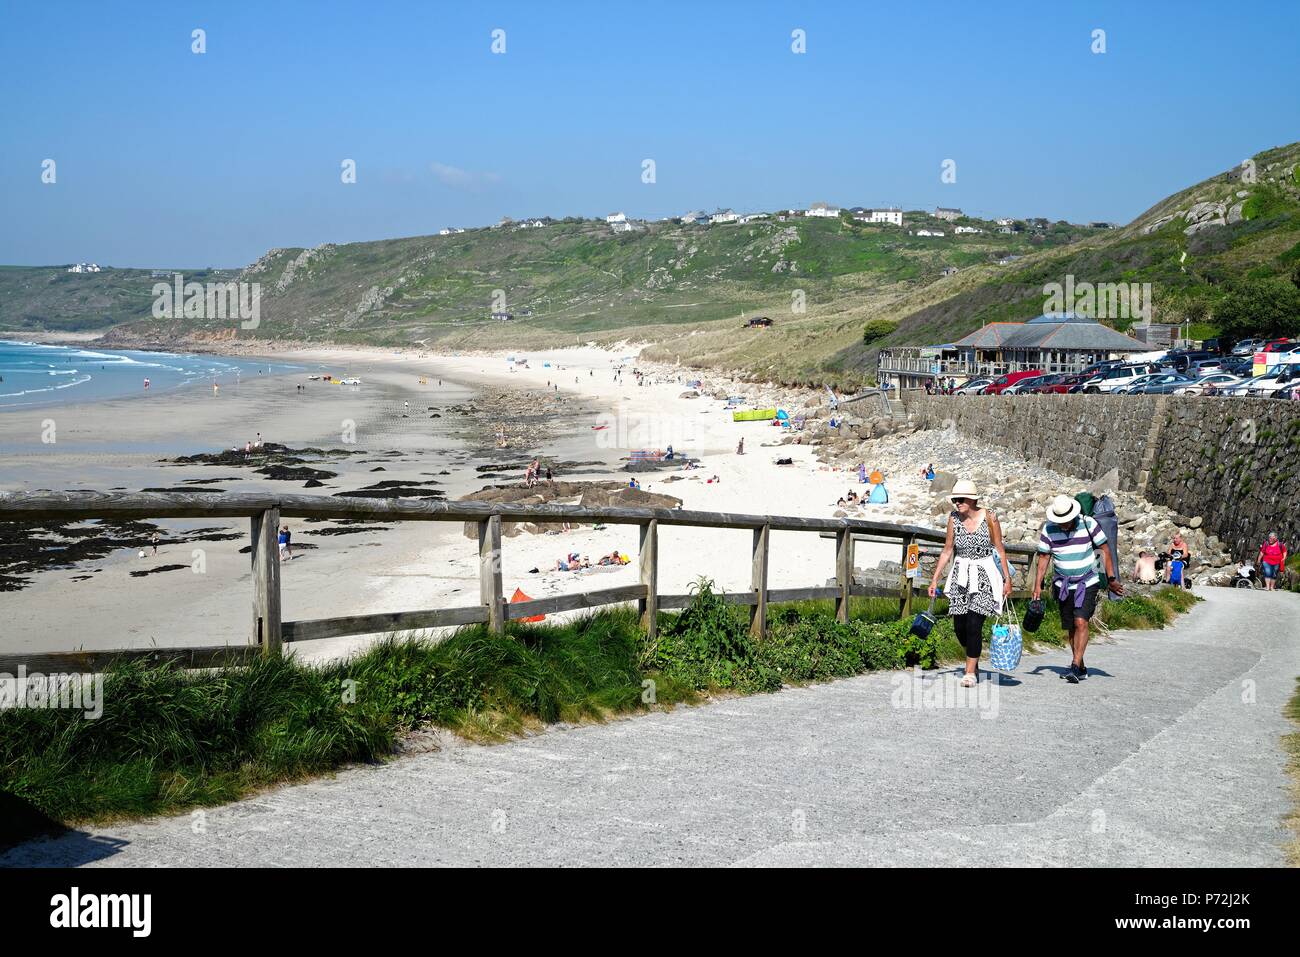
[5,588,1298,867]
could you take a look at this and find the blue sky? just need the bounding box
[2,0,1297,267]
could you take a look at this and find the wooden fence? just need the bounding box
[0,491,1041,672]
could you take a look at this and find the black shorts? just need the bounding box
[1057,583,1099,623]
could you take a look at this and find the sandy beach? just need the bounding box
[1,342,911,663]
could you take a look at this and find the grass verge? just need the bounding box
[0,581,1198,843]
[1284,677,1300,867]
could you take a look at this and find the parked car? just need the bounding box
[1231,338,1267,356]
[1175,372,1245,395]
[1128,373,1197,395]
[1246,366,1300,397]
[1221,375,1269,397]
[1034,373,1091,394]
[1160,350,1219,374]
[1080,359,1128,376]
[1002,375,1048,394]
[1024,373,1075,394]
[1077,363,1161,393]
[955,378,992,395]
[1275,382,1300,400]
[982,370,1043,395]
[1186,358,1228,376]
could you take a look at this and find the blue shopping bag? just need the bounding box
[989,609,1023,671]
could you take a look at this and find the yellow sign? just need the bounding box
[905,544,920,578]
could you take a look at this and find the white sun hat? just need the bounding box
[1045,494,1082,524]
[948,479,980,503]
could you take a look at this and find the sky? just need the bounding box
[2,0,1298,268]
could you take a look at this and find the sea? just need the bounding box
[0,340,300,409]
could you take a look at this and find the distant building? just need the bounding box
[610,221,635,233]
[737,213,768,224]
[494,216,513,229]
[438,227,466,235]
[710,209,739,224]
[934,207,963,221]
[1089,221,1116,229]
[806,201,841,218]
[995,218,1014,226]
[67,262,102,273]
[940,266,959,277]
[997,225,1014,234]
[915,229,945,237]
[953,225,983,234]
[855,207,903,226]
[492,312,513,321]
[606,212,627,224]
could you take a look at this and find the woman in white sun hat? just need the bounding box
[928,479,1013,686]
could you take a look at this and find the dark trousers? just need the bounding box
[953,612,986,660]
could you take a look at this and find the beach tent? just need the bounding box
[510,587,544,622]
[867,482,889,504]
[733,408,777,422]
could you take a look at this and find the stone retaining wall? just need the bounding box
[904,393,1300,558]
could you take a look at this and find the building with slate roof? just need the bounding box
[876,313,1147,388]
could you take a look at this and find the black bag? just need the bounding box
[910,593,939,638]
[1022,599,1045,633]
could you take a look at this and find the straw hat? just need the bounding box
[948,479,980,503]
[1045,494,1082,524]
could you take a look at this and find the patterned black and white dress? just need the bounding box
[946,510,1000,617]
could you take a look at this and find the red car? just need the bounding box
[1030,373,1089,394]
[982,370,1043,395]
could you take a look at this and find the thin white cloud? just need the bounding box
[429,162,501,191]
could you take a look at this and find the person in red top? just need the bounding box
[1257,532,1288,591]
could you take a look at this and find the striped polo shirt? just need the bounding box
[1038,515,1107,588]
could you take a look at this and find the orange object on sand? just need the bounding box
[510,587,545,622]
[869,470,884,484]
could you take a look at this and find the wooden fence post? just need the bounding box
[751,523,770,637]
[639,519,658,638]
[899,533,915,618]
[479,514,504,634]
[251,507,282,653]
[835,527,853,623]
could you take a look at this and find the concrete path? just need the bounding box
[5,588,1298,867]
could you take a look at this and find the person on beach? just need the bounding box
[928,480,1012,687]
[1257,532,1288,591]
[1133,549,1159,584]
[151,532,159,556]
[737,437,744,455]
[1033,495,1123,683]
[278,526,291,561]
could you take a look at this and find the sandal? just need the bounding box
[960,673,977,688]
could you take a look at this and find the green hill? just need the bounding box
[6,141,1299,390]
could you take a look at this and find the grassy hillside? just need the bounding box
[78,213,1078,359]
[6,141,1298,389]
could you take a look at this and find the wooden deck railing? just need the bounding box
[0,491,1041,672]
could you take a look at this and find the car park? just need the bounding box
[1160,350,1219,374]
[1002,375,1048,394]
[955,378,991,395]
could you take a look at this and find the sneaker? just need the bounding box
[1076,660,1087,680]
[1063,666,1080,684]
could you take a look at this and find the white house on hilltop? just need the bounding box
[737,213,768,224]
[954,225,984,234]
[710,209,739,224]
[806,201,841,218]
[606,212,627,224]
[915,229,945,237]
[934,207,963,221]
[854,207,903,226]
[67,262,102,273]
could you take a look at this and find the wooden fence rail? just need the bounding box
[0,491,1040,673]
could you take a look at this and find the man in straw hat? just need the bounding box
[1032,494,1123,684]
